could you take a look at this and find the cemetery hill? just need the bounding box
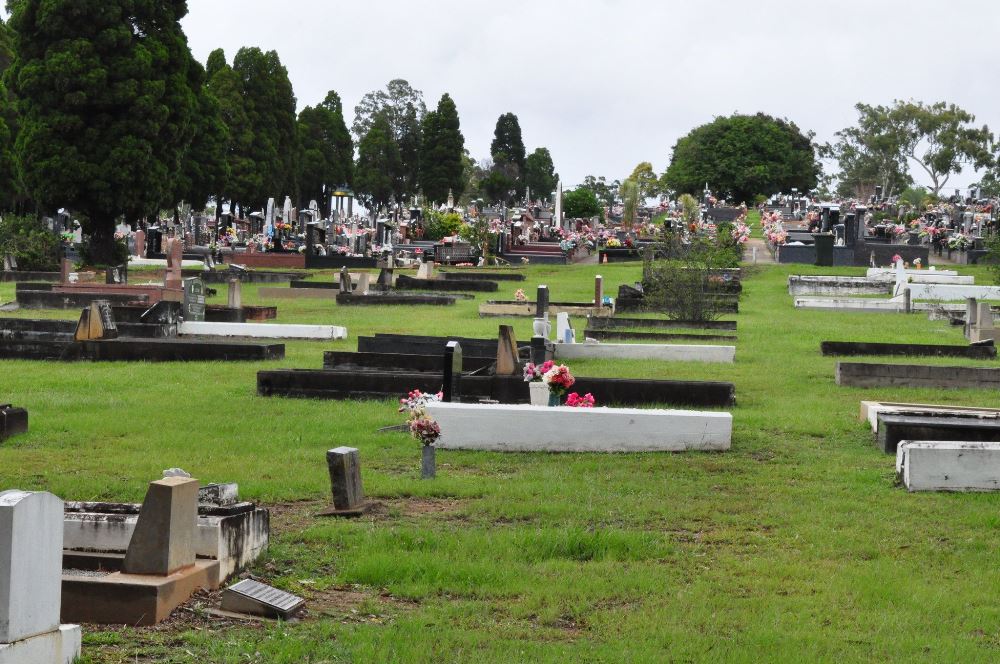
[2,2,1000,662]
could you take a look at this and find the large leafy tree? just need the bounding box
[297,90,353,216]
[205,49,254,218]
[824,102,914,200]
[353,79,424,203]
[7,0,201,263]
[562,187,602,219]
[525,147,558,203]
[0,18,19,211]
[173,61,229,213]
[662,113,820,204]
[419,93,465,204]
[580,175,619,207]
[354,111,400,215]
[891,100,993,196]
[490,112,526,199]
[231,47,298,211]
[628,161,659,199]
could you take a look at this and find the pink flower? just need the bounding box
[565,392,595,408]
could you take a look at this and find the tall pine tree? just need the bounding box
[7,0,201,263]
[490,112,527,200]
[354,111,400,216]
[297,90,353,216]
[206,49,254,217]
[525,147,558,203]
[419,93,465,204]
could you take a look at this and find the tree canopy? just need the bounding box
[353,79,424,204]
[525,147,558,203]
[661,113,820,204]
[562,187,602,219]
[7,0,202,262]
[490,112,526,199]
[419,93,465,205]
[354,111,400,214]
[628,162,659,199]
[297,90,353,215]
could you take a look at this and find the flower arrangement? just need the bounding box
[914,258,922,268]
[523,360,553,382]
[891,254,903,266]
[521,256,530,264]
[399,389,442,446]
[731,222,750,245]
[409,417,441,446]
[948,233,971,251]
[514,288,527,302]
[565,392,595,408]
[398,389,443,414]
[542,363,575,396]
[605,237,623,248]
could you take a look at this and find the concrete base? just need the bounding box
[860,401,1000,433]
[906,283,1000,302]
[788,275,890,296]
[867,267,958,279]
[62,559,220,625]
[897,441,1000,491]
[426,402,732,452]
[179,321,347,340]
[258,287,337,299]
[0,625,81,664]
[553,342,735,363]
[479,302,615,318]
[837,362,1000,390]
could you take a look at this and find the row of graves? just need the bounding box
[258,276,743,453]
[785,259,1000,492]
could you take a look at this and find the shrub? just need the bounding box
[0,215,60,271]
[423,209,464,241]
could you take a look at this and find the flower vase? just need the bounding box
[548,392,561,407]
[421,444,436,479]
[529,381,549,406]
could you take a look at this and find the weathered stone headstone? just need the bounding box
[443,341,462,403]
[320,447,367,517]
[0,489,81,664]
[355,273,371,295]
[134,229,146,258]
[535,285,549,318]
[122,477,199,576]
[227,278,242,310]
[183,277,206,322]
[74,300,118,341]
[338,267,352,294]
[1,255,15,272]
[496,325,520,375]
[377,267,394,287]
[165,238,183,288]
[416,261,435,280]
[594,274,604,305]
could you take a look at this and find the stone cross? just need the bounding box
[443,341,462,403]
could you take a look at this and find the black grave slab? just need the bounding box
[589,317,737,331]
[323,351,494,374]
[439,271,525,282]
[876,414,1000,454]
[821,341,995,359]
[336,292,457,306]
[0,271,60,283]
[0,405,28,441]
[362,333,528,359]
[16,288,149,309]
[395,275,498,292]
[0,338,283,361]
[836,362,1000,390]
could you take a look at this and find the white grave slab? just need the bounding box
[897,441,1000,491]
[867,267,958,279]
[554,343,734,363]
[861,401,1000,433]
[426,402,732,452]
[179,321,347,340]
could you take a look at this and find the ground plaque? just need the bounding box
[221,579,305,619]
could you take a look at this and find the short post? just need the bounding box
[228,278,242,310]
[421,444,436,479]
[535,285,549,318]
[443,341,462,403]
[339,267,352,293]
[903,287,911,314]
[594,275,604,306]
[967,297,978,339]
[319,447,369,517]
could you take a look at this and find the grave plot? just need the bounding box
[480,280,615,318]
[0,489,82,664]
[896,441,1000,491]
[860,400,1000,433]
[438,269,525,282]
[550,312,735,363]
[427,402,733,452]
[61,476,225,625]
[820,340,995,359]
[586,316,737,331]
[395,261,499,292]
[582,329,736,343]
[787,270,972,297]
[63,482,269,582]
[873,413,1000,454]
[836,362,1000,390]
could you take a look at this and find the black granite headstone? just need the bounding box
[535,285,549,318]
[443,341,462,402]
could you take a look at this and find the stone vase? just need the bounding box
[529,381,549,406]
[421,444,436,479]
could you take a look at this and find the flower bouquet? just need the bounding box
[542,363,575,406]
[565,392,595,408]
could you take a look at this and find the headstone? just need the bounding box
[443,341,462,402]
[377,267,394,287]
[355,273,371,295]
[265,198,275,236]
[495,325,520,375]
[227,278,242,310]
[0,489,80,657]
[183,277,206,322]
[0,405,28,441]
[74,300,118,341]
[60,258,72,285]
[556,312,575,344]
[122,477,199,576]
[165,238,183,288]
[322,447,367,515]
[1,255,15,272]
[416,261,435,280]
[338,267,352,293]
[220,579,305,619]
[535,285,549,318]
[966,298,978,339]
[594,275,604,305]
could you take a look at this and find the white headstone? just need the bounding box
[282,196,292,223]
[555,312,575,344]
[554,180,563,229]
[0,490,64,642]
[265,198,275,236]
[416,261,435,280]
[892,260,908,298]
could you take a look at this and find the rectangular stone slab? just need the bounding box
[860,401,1000,432]
[837,362,1000,390]
[876,414,1000,454]
[583,329,736,342]
[821,341,995,359]
[554,343,735,363]
[123,477,198,576]
[426,402,732,452]
[587,317,736,331]
[897,441,1000,491]
[179,321,346,340]
[0,624,80,664]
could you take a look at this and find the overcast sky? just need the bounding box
[180,1,995,192]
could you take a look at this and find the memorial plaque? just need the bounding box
[221,579,305,619]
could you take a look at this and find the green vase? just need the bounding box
[548,393,561,407]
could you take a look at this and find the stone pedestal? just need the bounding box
[122,477,198,575]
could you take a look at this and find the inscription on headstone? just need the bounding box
[183,277,206,322]
[221,579,305,619]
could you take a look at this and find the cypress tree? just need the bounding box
[419,94,465,204]
[354,111,400,215]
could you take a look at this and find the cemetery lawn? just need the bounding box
[5,262,1000,662]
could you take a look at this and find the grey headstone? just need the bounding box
[122,477,198,576]
[183,277,206,322]
[325,447,364,512]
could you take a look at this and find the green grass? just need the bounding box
[4,261,1000,662]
